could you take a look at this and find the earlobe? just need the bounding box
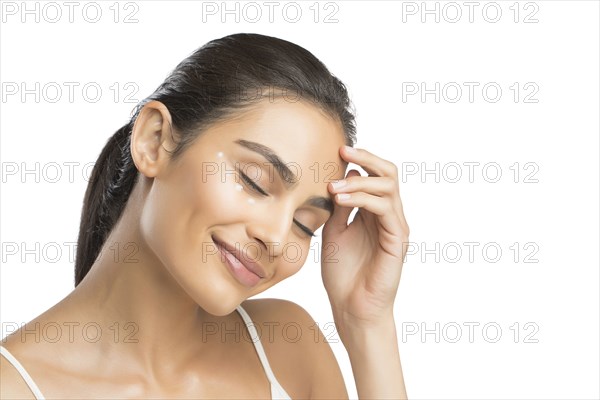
[130,101,174,178]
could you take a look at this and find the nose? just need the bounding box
[245,206,293,260]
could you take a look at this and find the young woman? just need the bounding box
[1,33,409,399]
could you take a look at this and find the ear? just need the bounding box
[130,101,175,178]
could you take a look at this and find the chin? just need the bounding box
[199,298,243,317]
[187,283,246,317]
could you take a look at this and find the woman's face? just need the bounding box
[134,98,348,315]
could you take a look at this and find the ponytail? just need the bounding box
[74,121,138,286]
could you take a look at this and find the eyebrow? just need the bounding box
[306,195,334,214]
[234,139,334,214]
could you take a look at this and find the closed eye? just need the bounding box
[294,219,316,238]
[238,168,316,238]
[238,168,268,196]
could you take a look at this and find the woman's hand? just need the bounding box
[321,145,410,336]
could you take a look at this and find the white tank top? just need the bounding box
[0,304,292,399]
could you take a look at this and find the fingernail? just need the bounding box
[344,145,356,153]
[337,193,351,201]
[331,179,346,189]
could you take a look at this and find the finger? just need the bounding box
[330,169,406,231]
[342,147,409,235]
[334,191,388,216]
[339,146,398,178]
[328,175,396,197]
[322,170,360,234]
[334,191,402,235]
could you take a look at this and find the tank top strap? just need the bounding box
[0,345,46,400]
[235,304,291,399]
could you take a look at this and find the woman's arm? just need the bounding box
[321,145,411,399]
[338,314,406,399]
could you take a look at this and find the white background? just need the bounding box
[1,1,599,399]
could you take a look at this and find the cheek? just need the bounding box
[270,241,310,281]
[139,157,248,263]
[187,160,257,226]
[138,174,193,273]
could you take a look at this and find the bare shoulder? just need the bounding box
[241,298,349,399]
[241,297,314,325]
[0,345,37,400]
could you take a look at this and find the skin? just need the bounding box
[1,97,410,399]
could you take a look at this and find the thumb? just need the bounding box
[323,201,353,235]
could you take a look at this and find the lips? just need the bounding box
[211,235,267,279]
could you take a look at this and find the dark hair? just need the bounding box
[74,33,357,286]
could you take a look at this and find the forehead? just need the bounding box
[198,98,348,182]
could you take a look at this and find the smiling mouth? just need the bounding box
[211,235,267,280]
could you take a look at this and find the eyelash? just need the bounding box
[296,222,317,238]
[237,168,317,238]
[237,168,268,195]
